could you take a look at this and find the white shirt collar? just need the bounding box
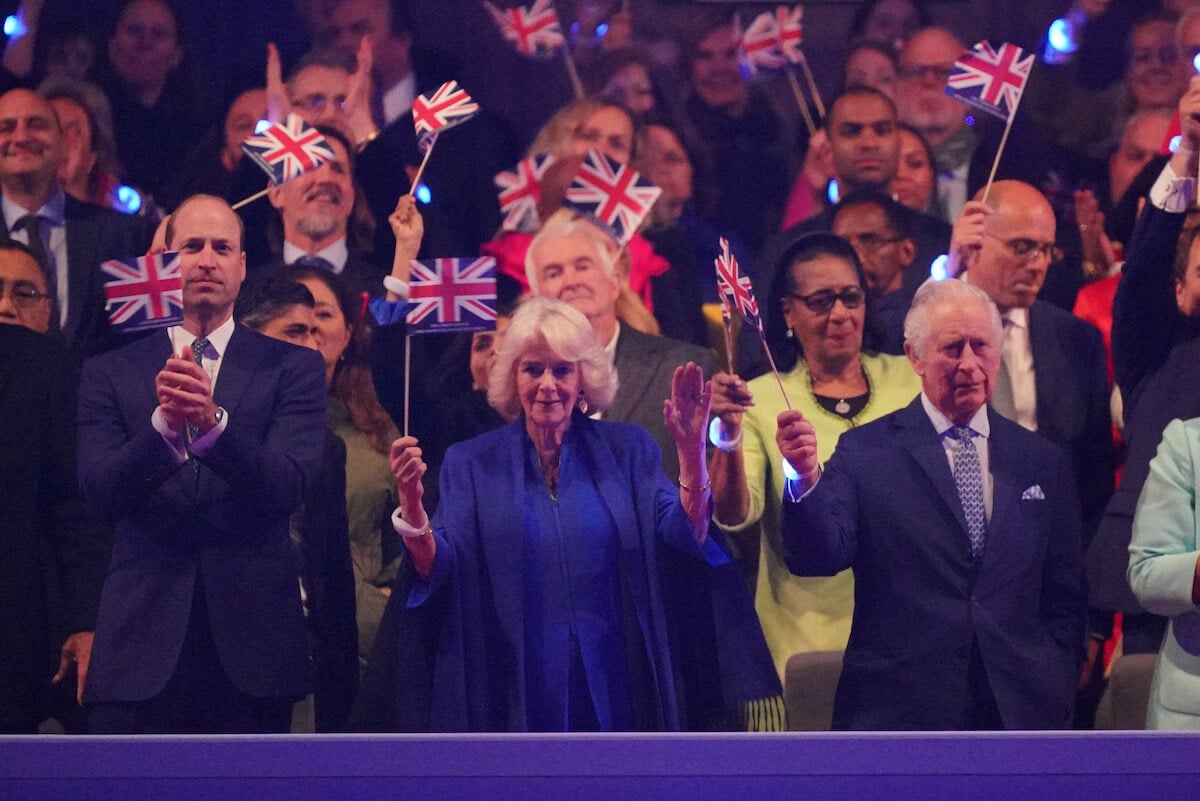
[3,188,66,229]
[603,320,622,357]
[167,314,236,359]
[382,72,418,127]
[921,390,990,440]
[283,237,348,273]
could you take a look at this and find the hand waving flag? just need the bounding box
[412,80,480,151]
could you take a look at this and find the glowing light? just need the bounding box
[1047,18,1078,55]
[4,15,27,38]
[415,183,432,204]
[1170,135,1183,154]
[1193,52,1200,74]
[113,185,142,214]
[930,254,949,281]
[254,118,271,134]
[596,22,609,38]
[781,458,800,482]
[826,179,839,204]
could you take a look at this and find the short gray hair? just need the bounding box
[903,278,1003,358]
[525,209,618,295]
[487,296,619,418]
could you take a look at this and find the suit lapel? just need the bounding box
[1028,302,1080,443]
[607,328,660,423]
[983,409,1020,559]
[212,325,255,416]
[475,421,528,662]
[895,397,971,536]
[63,198,99,347]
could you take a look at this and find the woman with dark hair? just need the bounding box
[98,0,209,200]
[286,264,402,672]
[892,123,938,216]
[708,233,920,684]
[849,0,930,50]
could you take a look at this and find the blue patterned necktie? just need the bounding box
[186,337,209,469]
[949,425,986,558]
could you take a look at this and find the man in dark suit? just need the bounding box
[77,194,328,733]
[0,320,108,733]
[776,278,1086,729]
[0,88,152,356]
[235,271,359,732]
[526,211,717,480]
[258,125,385,298]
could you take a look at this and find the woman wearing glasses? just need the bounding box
[709,232,920,687]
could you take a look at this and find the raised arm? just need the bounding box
[663,361,714,541]
[389,435,436,579]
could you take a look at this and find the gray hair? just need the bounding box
[487,296,619,418]
[525,209,618,295]
[903,278,1003,358]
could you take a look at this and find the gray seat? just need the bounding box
[783,650,844,731]
[1094,653,1158,730]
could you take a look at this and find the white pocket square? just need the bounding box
[1021,485,1045,500]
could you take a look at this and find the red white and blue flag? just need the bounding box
[406,257,497,334]
[483,0,564,58]
[738,12,785,76]
[240,113,335,185]
[495,152,555,232]
[413,81,480,151]
[562,150,661,247]
[945,41,1033,121]
[774,5,805,65]
[102,251,183,332]
[715,237,760,332]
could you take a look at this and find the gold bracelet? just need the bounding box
[678,476,711,492]
[357,128,380,151]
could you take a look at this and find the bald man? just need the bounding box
[951,179,1112,559]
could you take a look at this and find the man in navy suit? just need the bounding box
[77,194,328,733]
[776,278,1086,730]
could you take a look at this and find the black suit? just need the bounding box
[0,327,108,733]
[297,431,359,733]
[5,195,154,357]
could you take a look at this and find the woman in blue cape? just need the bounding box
[360,297,779,732]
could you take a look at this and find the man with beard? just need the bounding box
[257,125,383,297]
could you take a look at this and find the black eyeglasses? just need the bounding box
[985,233,1064,264]
[846,232,904,254]
[788,286,866,314]
[0,279,51,309]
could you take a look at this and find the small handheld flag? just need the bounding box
[495,153,555,232]
[482,0,565,58]
[562,150,661,248]
[406,257,498,334]
[102,252,183,332]
[412,80,480,150]
[738,12,785,76]
[715,237,761,333]
[945,41,1033,121]
[775,5,805,65]
[240,113,335,185]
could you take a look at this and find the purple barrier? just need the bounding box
[2,732,1199,800]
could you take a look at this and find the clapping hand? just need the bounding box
[664,361,713,453]
[155,345,219,435]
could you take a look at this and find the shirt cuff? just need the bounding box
[369,297,408,326]
[150,407,187,463]
[382,275,411,298]
[784,466,822,503]
[188,408,228,457]
[1150,162,1195,213]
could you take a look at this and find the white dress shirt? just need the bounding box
[151,316,235,461]
[3,190,68,327]
[1149,161,1195,212]
[382,72,417,128]
[283,237,349,274]
[921,392,994,520]
[999,307,1037,432]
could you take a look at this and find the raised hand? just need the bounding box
[389,194,425,268]
[947,200,992,278]
[664,361,713,453]
[344,36,378,145]
[710,371,754,442]
[265,43,290,124]
[1074,189,1116,278]
[389,435,428,527]
[776,408,821,491]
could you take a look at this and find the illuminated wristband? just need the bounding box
[392,508,432,540]
[383,275,410,298]
[708,417,743,452]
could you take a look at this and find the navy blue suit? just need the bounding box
[781,398,1087,730]
[76,324,327,712]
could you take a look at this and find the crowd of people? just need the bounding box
[6,0,1200,735]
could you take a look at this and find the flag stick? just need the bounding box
[408,138,437,197]
[231,187,270,210]
[797,55,825,120]
[562,47,586,99]
[721,320,735,374]
[403,334,412,437]
[758,332,792,410]
[980,112,1016,204]
[785,67,817,137]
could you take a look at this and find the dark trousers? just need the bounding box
[89,581,293,734]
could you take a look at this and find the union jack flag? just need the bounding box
[714,237,760,332]
[738,12,785,76]
[495,152,555,232]
[775,5,805,65]
[413,81,480,150]
[483,0,564,58]
[562,150,661,247]
[101,252,183,332]
[945,41,1033,121]
[406,257,497,334]
[240,113,335,185]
